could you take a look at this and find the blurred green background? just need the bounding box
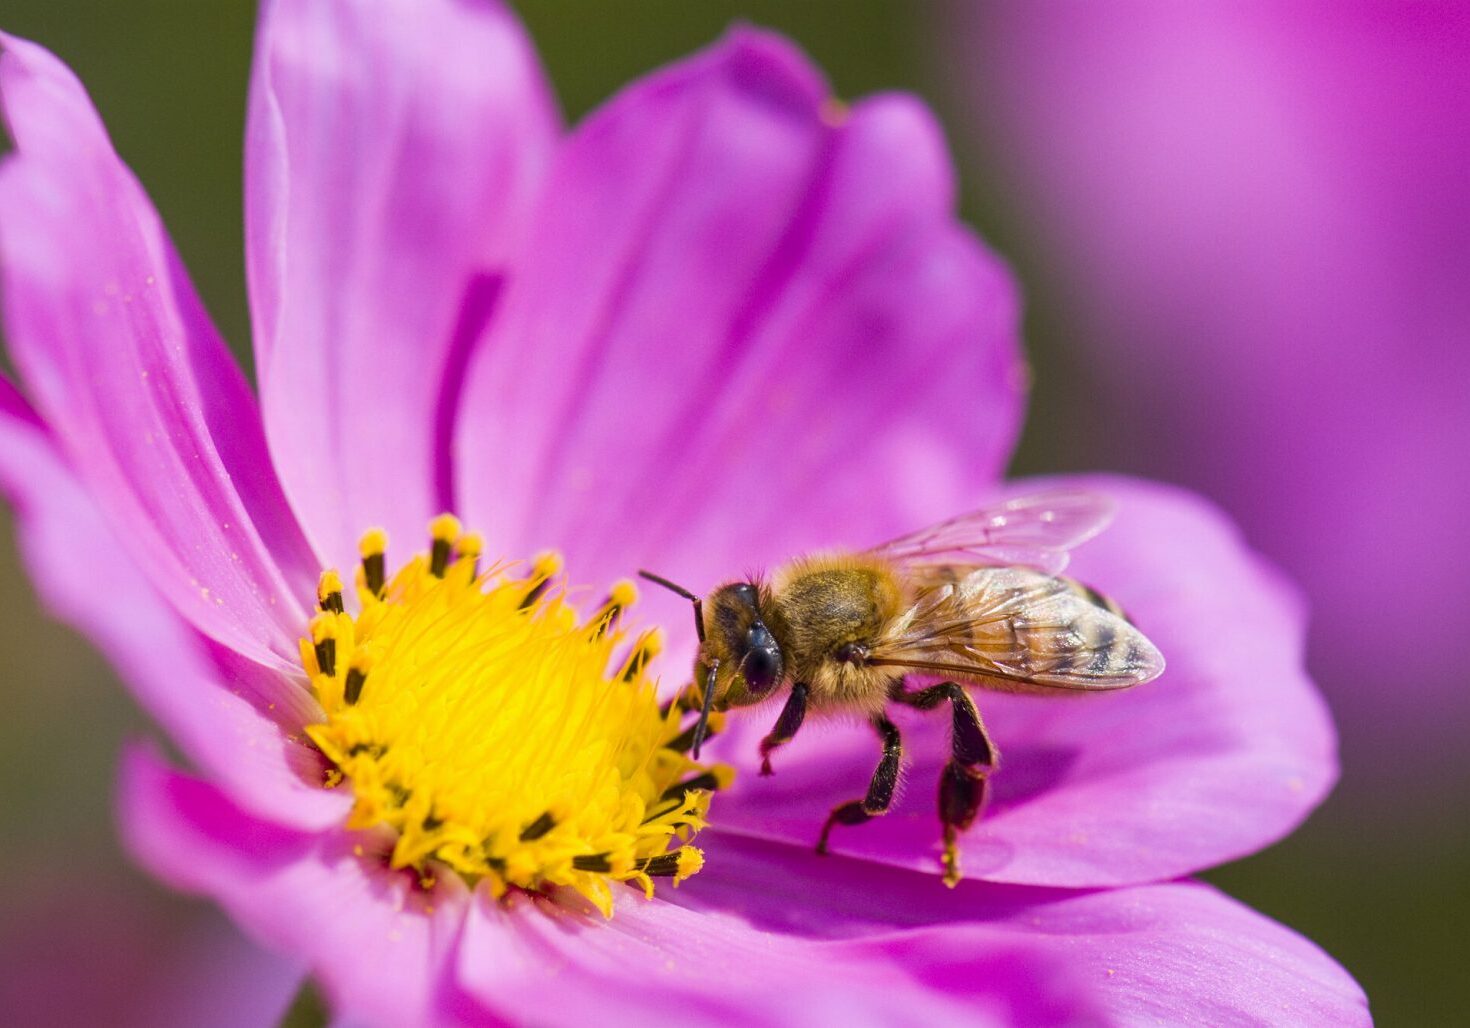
[0,2,1460,1023]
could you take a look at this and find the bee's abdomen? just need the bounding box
[1058,576,1132,623]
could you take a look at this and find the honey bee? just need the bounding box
[640,490,1165,885]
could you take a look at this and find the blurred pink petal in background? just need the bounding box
[949,0,1470,763]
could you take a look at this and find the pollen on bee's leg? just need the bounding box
[299,520,728,917]
[358,528,388,597]
[938,761,989,888]
[942,824,962,887]
[428,514,462,578]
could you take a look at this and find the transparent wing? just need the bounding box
[869,566,1165,691]
[867,491,1116,576]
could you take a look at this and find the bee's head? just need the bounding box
[637,570,785,759]
[700,581,785,709]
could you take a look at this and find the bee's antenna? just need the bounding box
[691,658,719,759]
[638,569,704,644]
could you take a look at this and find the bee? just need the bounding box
[640,490,1165,885]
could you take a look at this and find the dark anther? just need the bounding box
[314,638,337,678]
[363,553,386,596]
[572,853,612,873]
[344,667,367,705]
[622,644,653,682]
[659,771,723,803]
[348,742,386,758]
[518,811,556,842]
[593,602,623,639]
[518,576,552,611]
[634,852,686,877]
[666,718,719,754]
[386,782,412,806]
[429,538,452,578]
[320,591,344,614]
[423,813,444,832]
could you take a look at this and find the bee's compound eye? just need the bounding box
[741,623,782,695]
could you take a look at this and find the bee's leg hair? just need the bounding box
[758,682,809,776]
[815,714,902,857]
[892,680,998,886]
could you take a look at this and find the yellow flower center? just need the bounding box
[298,515,729,917]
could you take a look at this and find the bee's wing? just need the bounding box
[866,490,1116,576]
[869,566,1165,691]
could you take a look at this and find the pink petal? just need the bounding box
[247,0,559,571]
[455,27,1023,644]
[119,748,1362,1026]
[457,888,1096,1027]
[0,377,348,830]
[675,833,1368,1027]
[0,872,305,1028]
[119,747,470,1028]
[0,33,318,670]
[712,475,1336,886]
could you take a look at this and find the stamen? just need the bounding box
[343,647,375,705]
[518,811,557,842]
[428,514,462,578]
[589,579,638,639]
[309,613,337,678]
[635,848,703,877]
[301,515,730,917]
[517,550,563,611]
[317,569,345,613]
[659,767,734,803]
[456,532,484,579]
[359,528,388,597]
[620,629,663,682]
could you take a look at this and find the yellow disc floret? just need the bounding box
[299,518,730,917]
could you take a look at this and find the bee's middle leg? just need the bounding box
[892,680,998,886]
[815,714,902,856]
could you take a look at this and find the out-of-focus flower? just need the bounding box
[948,0,1470,752]
[0,873,302,1028]
[0,1,1364,1023]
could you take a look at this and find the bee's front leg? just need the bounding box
[758,682,809,776]
[815,713,902,856]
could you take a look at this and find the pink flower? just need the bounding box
[0,2,1364,1023]
[948,0,1470,749]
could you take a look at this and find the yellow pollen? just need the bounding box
[300,519,727,917]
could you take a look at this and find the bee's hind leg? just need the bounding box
[815,714,902,857]
[892,680,998,887]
